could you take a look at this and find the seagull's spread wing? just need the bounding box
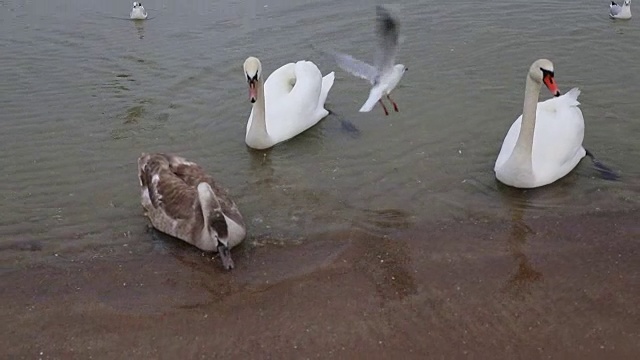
[373,5,400,74]
[610,1,622,16]
[331,51,378,83]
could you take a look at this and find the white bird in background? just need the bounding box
[610,0,632,19]
[330,6,407,116]
[130,1,148,20]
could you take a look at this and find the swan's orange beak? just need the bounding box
[248,80,257,103]
[543,73,561,97]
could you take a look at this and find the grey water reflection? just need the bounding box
[498,186,544,298]
[134,20,145,39]
[0,0,638,268]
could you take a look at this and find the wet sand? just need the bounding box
[1,209,639,359]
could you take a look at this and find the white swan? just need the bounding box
[610,0,632,19]
[243,57,335,150]
[130,2,147,20]
[494,59,586,188]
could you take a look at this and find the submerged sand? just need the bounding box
[1,209,639,359]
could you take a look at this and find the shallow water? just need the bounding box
[1,0,639,266]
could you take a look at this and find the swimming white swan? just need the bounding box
[610,0,632,19]
[130,2,147,20]
[494,59,586,188]
[243,57,335,150]
[137,153,246,270]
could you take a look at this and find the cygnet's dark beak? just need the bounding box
[217,243,234,270]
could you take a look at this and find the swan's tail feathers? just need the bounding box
[359,87,385,113]
[564,87,581,101]
[585,148,619,181]
[558,87,581,107]
[319,71,335,108]
[564,87,581,99]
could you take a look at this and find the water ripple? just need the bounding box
[0,0,638,266]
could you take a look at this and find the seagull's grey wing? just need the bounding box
[331,51,378,83]
[610,2,622,15]
[373,5,400,73]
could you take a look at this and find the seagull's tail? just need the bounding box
[359,87,385,113]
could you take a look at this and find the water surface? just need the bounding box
[1,0,639,266]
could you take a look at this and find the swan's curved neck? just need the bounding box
[509,75,541,170]
[246,78,270,147]
[196,183,216,248]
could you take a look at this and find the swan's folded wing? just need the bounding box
[494,115,522,171]
[140,156,199,221]
[175,163,241,222]
[154,171,199,220]
[331,51,378,83]
[532,91,585,177]
[537,88,581,113]
[168,156,209,188]
[535,89,582,128]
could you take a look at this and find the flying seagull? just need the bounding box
[331,6,407,116]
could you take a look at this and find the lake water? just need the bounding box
[1,0,639,268]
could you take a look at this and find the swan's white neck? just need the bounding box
[245,78,272,149]
[196,182,216,248]
[508,74,541,173]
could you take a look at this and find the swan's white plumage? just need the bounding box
[245,59,334,149]
[495,87,586,188]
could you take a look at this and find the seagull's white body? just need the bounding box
[130,2,148,20]
[610,0,632,19]
[360,64,406,112]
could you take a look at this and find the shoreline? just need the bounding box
[1,208,639,359]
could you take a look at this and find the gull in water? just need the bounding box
[130,2,148,20]
[610,0,632,19]
[330,5,407,115]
